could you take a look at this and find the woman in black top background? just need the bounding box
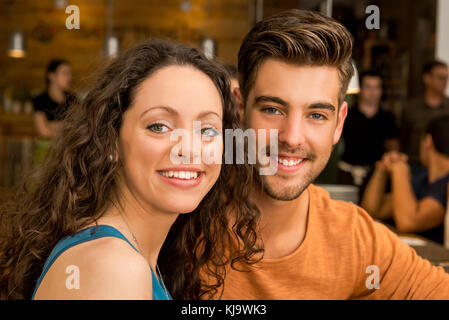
[32,59,77,138]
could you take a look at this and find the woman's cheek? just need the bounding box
[201,136,223,166]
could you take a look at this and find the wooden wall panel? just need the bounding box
[0,0,298,94]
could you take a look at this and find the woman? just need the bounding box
[33,59,76,138]
[33,59,77,164]
[0,39,262,300]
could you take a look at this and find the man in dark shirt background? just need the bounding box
[362,115,449,244]
[338,70,399,195]
[400,60,449,169]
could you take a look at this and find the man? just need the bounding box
[400,60,449,167]
[361,116,449,245]
[216,9,449,299]
[338,71,399,192]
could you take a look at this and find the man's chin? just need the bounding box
[259,174,311,201]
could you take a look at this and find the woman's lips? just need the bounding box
[157,168,204,188]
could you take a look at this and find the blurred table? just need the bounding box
[380,221,449,273]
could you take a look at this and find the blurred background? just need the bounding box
[0,0,448,203]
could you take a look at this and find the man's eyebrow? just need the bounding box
[140,106,178,118]
[254,95,289,107]
[308,103,336,112]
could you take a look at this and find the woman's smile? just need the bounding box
[156,167,205,188]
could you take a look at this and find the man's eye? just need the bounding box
[310,113,327,120]
[147,123,169,133]
[201,127,220,137]
[262,107,281,115]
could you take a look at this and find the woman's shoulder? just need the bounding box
[34,231,152,299]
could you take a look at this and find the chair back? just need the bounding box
[318,184,359,204]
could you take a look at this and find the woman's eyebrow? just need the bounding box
[140,105,178,118]
[197,111,222,120]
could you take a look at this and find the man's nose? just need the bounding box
[278,113,306,148]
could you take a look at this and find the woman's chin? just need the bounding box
[161,198,203,215]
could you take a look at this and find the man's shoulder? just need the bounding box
[309,184,400,250]
[309,184,374,227]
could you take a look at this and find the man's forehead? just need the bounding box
[250,58,340,106]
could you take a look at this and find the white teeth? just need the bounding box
[278,158,304,167]
[160,170,200,180]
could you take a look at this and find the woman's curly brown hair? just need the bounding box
[0,38,263,300]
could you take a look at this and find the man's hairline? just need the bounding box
[241,58,346,111]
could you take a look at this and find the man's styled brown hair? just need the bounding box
[238,9,354,105]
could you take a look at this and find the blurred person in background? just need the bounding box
[338,70,399,196]
[362,115,449,244]
[33,59,77,138]
[400,60,449,172]
[224,64,239,93]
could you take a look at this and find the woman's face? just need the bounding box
[118,65,223,214]
[49,64,72,91]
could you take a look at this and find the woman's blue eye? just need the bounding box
[262,107,281,115]
[147,123,169,133]
[201,127,220,137]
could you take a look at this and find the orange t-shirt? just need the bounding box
[216,184,449,299]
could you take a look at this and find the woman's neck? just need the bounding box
[48,84,65,104]
[97,197,179,271]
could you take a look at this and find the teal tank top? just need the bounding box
[31,225,172,300]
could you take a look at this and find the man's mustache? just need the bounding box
[265,144,317,161]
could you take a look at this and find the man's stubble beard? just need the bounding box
[255,150,332,201]
[256,162,317,201]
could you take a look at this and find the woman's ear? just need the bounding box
[233,87,244,124]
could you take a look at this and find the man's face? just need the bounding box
[360,76,382,105]
[424,66,448,95]
[241,58,347,201]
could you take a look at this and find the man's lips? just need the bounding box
[266,154,310,173]
[276,154,306,165]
